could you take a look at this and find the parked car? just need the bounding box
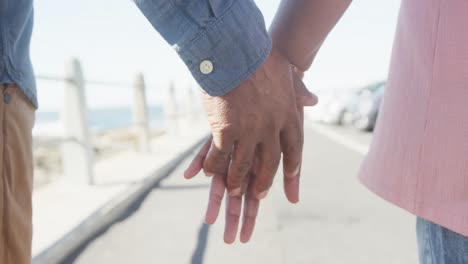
[352,82,385,131]
[306,81,386,129]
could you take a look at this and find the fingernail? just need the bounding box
[204,218,214,225]
[292,196,300,204]
[292,166,301,177]
[204,172,214,177]
[257,190,269,200]
[240,236,250,244]
[229,187,241,196]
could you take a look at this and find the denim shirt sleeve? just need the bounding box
[134,0,272,96]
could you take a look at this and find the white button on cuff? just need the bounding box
[200,60,214,75]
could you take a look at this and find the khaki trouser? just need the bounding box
[0,84,35,264]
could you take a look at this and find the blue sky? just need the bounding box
[32,0,401,110]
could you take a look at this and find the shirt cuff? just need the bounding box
[136,0,272,96]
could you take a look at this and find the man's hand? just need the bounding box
[200,47,312,201]
[185,69,317,243]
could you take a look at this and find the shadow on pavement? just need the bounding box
[191,223,210,264]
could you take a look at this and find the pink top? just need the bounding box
[359,0,468,235]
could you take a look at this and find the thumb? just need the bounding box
[292,72,319,107]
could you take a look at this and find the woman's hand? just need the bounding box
[184,136,261,243]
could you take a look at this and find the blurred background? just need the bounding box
[30,0,418,264]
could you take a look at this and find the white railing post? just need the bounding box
[61,58,94,185]
[133,73,151,153]
[187,86,199,121]
[166,81,180,135]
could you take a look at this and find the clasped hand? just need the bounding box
[184,47,318,243]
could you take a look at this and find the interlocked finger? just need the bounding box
[184,136,212,179]
[224,195,242,244]
[226,139,256,196]
[253,140,281,200]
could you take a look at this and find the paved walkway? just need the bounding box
[67,123,419,264]
[32,117,209,263]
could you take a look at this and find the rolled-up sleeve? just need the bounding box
[134,0,272,96]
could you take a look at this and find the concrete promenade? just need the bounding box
[32,120,209,264]
[65,123,419,264]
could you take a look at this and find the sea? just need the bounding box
[34,105,165,137]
